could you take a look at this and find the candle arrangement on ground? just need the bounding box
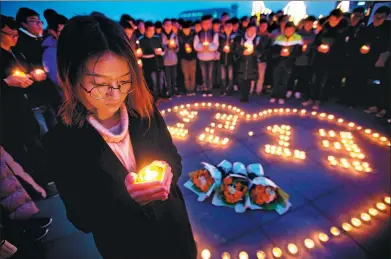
[184,160,291,214]
[319,129,372,173]
[264,124,306,160]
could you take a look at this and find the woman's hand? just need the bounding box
[0,240,18,259]
[125,161,174,206]
[3,74,33,88]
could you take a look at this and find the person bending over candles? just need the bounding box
[43,14,197,259]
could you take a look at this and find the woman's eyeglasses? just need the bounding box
[0,31,19,39]
[80,81,134,100]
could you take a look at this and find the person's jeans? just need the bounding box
[239,79,252,100]
[32,106,57,136]
[220,64,233,93]
[181,59,197,93]
[199,60,214,91]
[256,62,267,94]
[150,71,165,97]
[213,60,221,87]
[165,65,177,96]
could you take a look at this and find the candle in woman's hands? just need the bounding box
[136,162,167,184]
[224,44,230,52]
[136,48,143,57]
[319,44,329,53]
[34,69,45,75]
[302,44,308,52]
[137,59,143,68]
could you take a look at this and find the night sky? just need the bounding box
[1,1,336,21]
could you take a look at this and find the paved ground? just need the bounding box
[34,94,390,259]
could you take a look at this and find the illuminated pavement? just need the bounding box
[37,94,390,259]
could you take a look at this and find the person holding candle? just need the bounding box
[233,22,261,103]
[178,21,197,96]
[161,19,179,97]
[139,21,166,99]
[360,6,390,118]
[194,15,219,96]
[212,19,222,90]
[154,21,163,39]
[43,15,197,259]
[254,19,272,96]
[303,9,347,110]
[218,19,237,96]
[286,16,317,100]
[134,19,145,39]
[270,22,303,104]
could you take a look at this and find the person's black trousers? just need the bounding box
[288,65,312,96]
[271,62,292,99]
[239,79,252,100]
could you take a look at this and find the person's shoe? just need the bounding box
[207,91,213,97]
[302,99,313,106]
[376,110,387,118]
[286,91,293,98]
[278,98,285,104]
[240,98,249,103]
[388,118,391,124]
[28,217,53,229]
[294,92,301,99]
[21,227,49,242]
[270,98,276,103]
[265,85,272,89]
[233,85,238,92]
[220,92,227,96]
[175,92,182,97]
[364,106,378,114]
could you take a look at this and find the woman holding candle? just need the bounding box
[43,15,197,259]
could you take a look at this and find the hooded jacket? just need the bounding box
[42,35,62,97]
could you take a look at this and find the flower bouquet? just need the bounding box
[184,162,222,201]
[245,176,291,215]
[212,162,249,213]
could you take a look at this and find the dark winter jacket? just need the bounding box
[295,29,317,66]
[233,34,262,81]
[178,33,197,60]
[218,32,237,66]
[271,33,303,67]
[139,35,165,71]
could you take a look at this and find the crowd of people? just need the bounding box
[0,5,390,259]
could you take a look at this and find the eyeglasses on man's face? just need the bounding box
[80,80,134,100]
[26,20,44,26]
[0,30,19,39]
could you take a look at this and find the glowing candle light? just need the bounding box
[368,208,378,216]
[201,249,211,259]
[385,196,390,205]
[334,142,342,150]
[256,250,266,259]
[342,222,353,232]
[239,251,248,259]
[361,213,371,222]
[301,109,307,114]
[351,218,362,227]
[137,59,143,67]
[248,131,254,136]
[136,162,166,183]
[287,243,298,255]
[376,202,386,211]
[360,44,370,53]
[320,113,326,118]
[293,109,298,113]
[311,111,317,116]
[167,108,171,112]
[221,252,231,259]
[348,122,355,128]
[364,129,371,134]
[328,115,335,120]
[304,238,315,249]
[272,247,283,258]
[330,226,341,236]
[13,70,27,77]
[372,133,379,138]
[318,232,329,242]
[380,137,387,142]
[338,118,344,123]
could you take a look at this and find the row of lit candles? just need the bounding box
[13,69,45,78]
[264,145,306,160]
[198,133,230,146]
[160,104,390,147]
[327,156,372,172]
[167,126,188,138]
[200,196,390,259]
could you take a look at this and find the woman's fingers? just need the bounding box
[131,185,165,200]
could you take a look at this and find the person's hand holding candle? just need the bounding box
[243,42,254,56]
[169,39,176,49]
[223,44,230,53]
[4,72,33,88]
[185,43,192,53]
[155,48,163,56]
[318,44,330,54]
[125,161,173,205]
[280,47,290,57]
[360,44,370,55]
[203,41,209,50]
[137,59,143,68]
[302,44,308,52]
[136,48,143,58]
[30,68,46,82]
